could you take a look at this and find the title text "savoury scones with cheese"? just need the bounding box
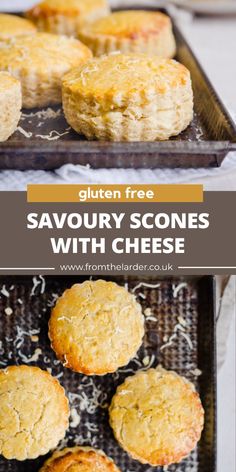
[62,54,193,141]
[49,280,144,375]
[0,33,92,108]
[26,0,110,37]
[40,446,121,471]
[0,365,69,460]
[78,10,176,57]
[109,367,204,466]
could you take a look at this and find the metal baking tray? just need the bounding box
[0,8,236,170]
[0,275,216,472]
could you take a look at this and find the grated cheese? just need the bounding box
[172,282,187,298]
[39,275,46,294]
[30,275,46,296]
[177,315,187,327]
[18,347,42,363]
[146,316,157,322]
[70,408,81,428]
[139,354,155,371]
[160,333,177,351]
[16,126,32,138]
[142,356,150,366]
[132,281,160,292]
[4,307,13,316]
[144,307,152,317]
[47,292,59,307]
[21,107,62,121]
[1,285,10,297]
[35,128,70,141]
[179,331,193,350]
[190,368,202,376]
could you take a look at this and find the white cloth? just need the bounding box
[0,152,236,190]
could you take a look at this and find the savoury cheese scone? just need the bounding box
[0,72,22,142]
[49,280,144,375]
[39,446,121,471]
[0,13,36,40]
[26,0,110,37]
[109,367,204,466]
[78,10,176,57]
[0,33,92,108]
[0,365,69,461]
[62,54,193,141]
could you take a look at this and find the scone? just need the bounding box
[39,446,121,471]
[78,10,176,57]
[49,280,144,375]
[0,365,69,460]
[109,367,204,466]
[0,33,92,108]
[0,13,36,40]
[0,72,22,142]
[26,0,110,37]
[62,54,193,141]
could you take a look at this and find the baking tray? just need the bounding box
[0,275,216,472]
[0,8,236,170]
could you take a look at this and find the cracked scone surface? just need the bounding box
[40,446,121,471]
[0,13,36,40]
[109,367,204,466]
[0,33,92,108]
[49,280,144,375]
[0,365,69,460]
[0,72,22,142]
[26,0,110,36]
[78,10,176,57]
[62,54,193,141]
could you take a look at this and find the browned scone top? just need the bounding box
[40,446,121,471]
[78,10,176,58]
[49,279,144,375]
[109,366,204,466]
[25,0,110,36]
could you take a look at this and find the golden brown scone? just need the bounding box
[39,446,121,471]
[0,365,69,461]
[78,10,176,57]
[49,280,144,375]
[0,72,22,142]
[0,33,92,108]
[26,0,110,37]
[109,367,204,466]
[62,53,193,141]
[0,13,37,40]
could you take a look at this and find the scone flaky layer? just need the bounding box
[0,33,92,108]
[109,367,204,466]
[78,10,176,57]
[0,365,69,460]
[26,0,110,36]
[0,13,36,40]
[0,72,22,142]
[62,54,193,141]
[49,280,144,375]
[40,446,121,471]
